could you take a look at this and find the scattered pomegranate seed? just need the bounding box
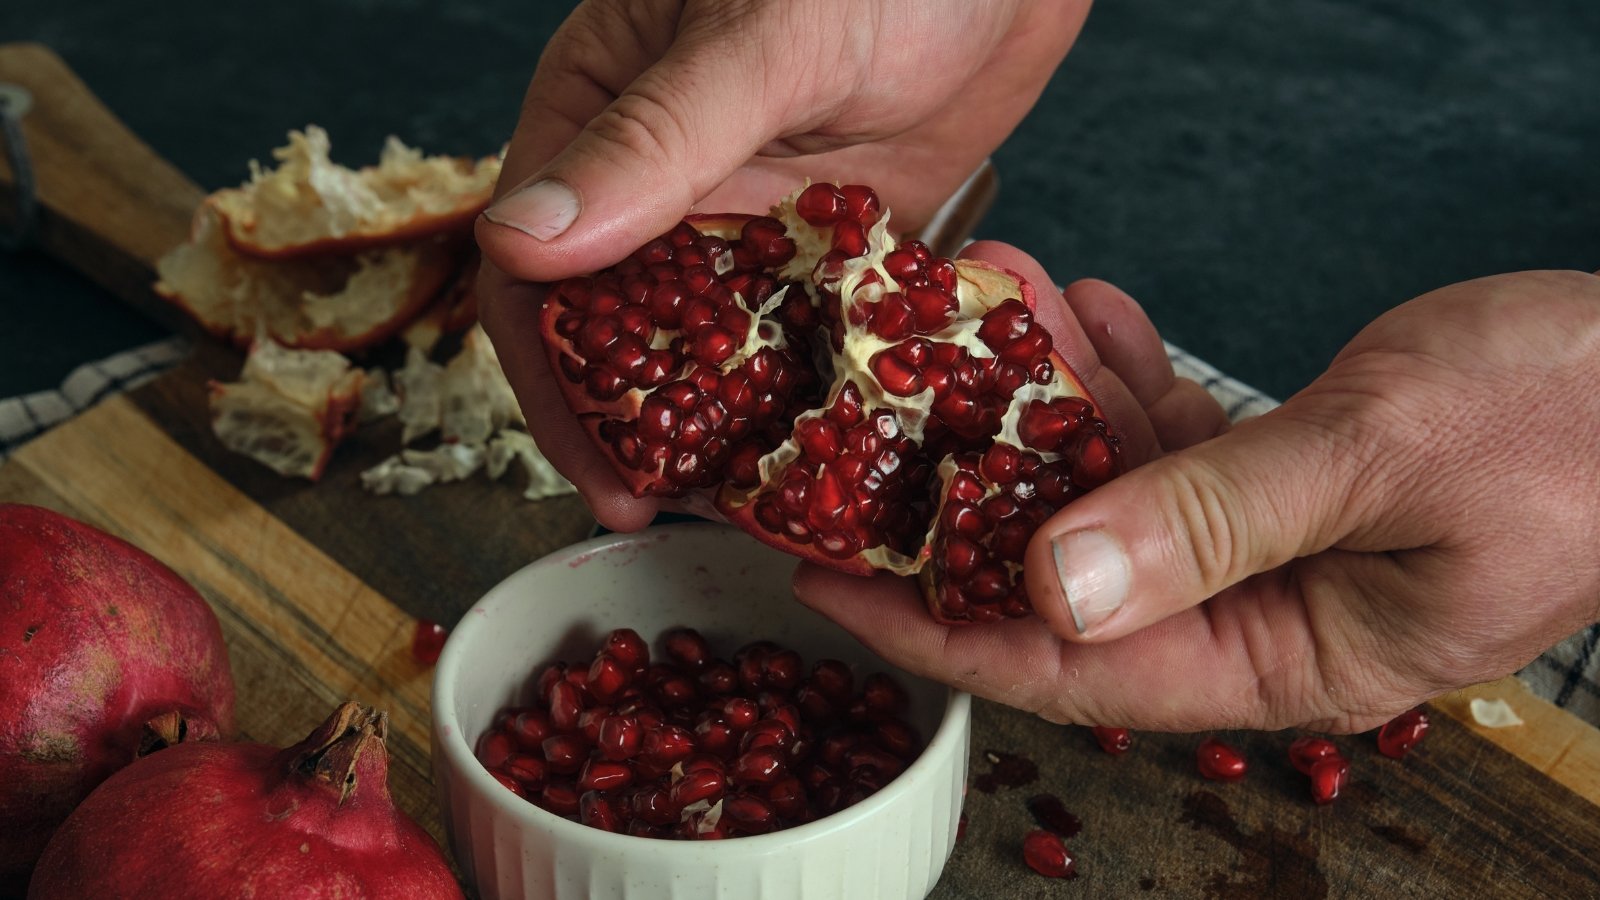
[1090,726,1132,755]
[1022,829,1077,878]
[1195,737,1247,782]
[1376,709,1430,759]
[1309,757,1350,805]
[411,619,448,665]
[1288,736,1341,775]
[474,627,922,839]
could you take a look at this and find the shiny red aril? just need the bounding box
[603,628,650,671]
[587,653,631,702]
[1376,709,1430,759]
[664,627,712,670]
[1196,737,1247,782]
[1090,726,1132,755]
[412,619,448,665]
[548,681,585,732]
[538,186,1124,627]
[1309,756,1350,805]
[579,758,634,792]
[1022,829,1076,878]
[580,791,622,831]
[597,715,643,761]
[670,769,726,808]
[541,734,589,774]
[1288,736,1340,775]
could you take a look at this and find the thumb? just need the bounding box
[477,30,781,283]
[1023,408,1375,642]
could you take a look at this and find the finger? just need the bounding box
[477,261,661,532]
[1145,377,1232,452]
[1057,277,1230,453]
[792,563,1343,731]
[1023,402,1379,644]
[478,9,788,282]
[957,241,1160,466]
[1059,278,1174,408]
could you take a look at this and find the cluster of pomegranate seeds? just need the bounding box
[539,183,1125,625]
[1376,708,1430,759]
[1289,736,1351,805]
[411,619,448,665]
[1090,726,1132,755]
[1022,829,1077,878]
[1195,737,1248,782]
[475,628,923,839]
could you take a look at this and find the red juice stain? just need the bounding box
[973,750,1039,793]
[1026,793,1082,838]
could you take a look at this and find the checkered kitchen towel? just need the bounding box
[4,337,1597,726]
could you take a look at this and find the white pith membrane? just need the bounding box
[208,340,364,479]
[1469,697,1525,728]
[210,126,502,256]
[360,326,576,500]
[549,185,1113,617]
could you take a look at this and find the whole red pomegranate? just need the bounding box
[28,702,461,899]
[0,504,234,891]
[542,183,1123,623]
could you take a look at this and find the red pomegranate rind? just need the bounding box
[540,184,1122,624]
[28,703,461,899]
[0,505,234,889]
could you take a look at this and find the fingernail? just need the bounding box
[1051,530,1130,635]
[482,178,580,241]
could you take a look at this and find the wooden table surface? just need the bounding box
[4,41,1600,899]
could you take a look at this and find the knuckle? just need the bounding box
[586,87,691,169]
[1155,456,1249,593]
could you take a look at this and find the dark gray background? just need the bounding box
[3,0,1596,402]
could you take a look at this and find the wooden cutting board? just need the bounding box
[4,42,1599,899]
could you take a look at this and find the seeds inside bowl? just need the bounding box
[474,627,924,839]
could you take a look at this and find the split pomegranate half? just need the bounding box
[540,184,1123,624]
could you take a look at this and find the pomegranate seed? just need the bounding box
[694,717,738,758]
[796,183,847,226]
[535,663,568,697]
[1288,736,1340,775]
[662,627,713,669]
[1376,709,1430,759]
[411,619,448,665]
[1309,756,1350,805]
[723,793,779,834]
[540,780,581,816]
[721,697,760,730]
[698,661,739,695]
[578,758,635,792]
[670,769,726,807]
[490,770,525,798]
[875,719,921,759]
[1022,829,1076,878]
[631,786,677,825]
[641,725,695,766]
[810,660,854,702]
[905,285,957,333]
[832,221,868,257]
[476,731,515,770]
[598,714,640,755]
[733,747,787,785]
[1091,726,1132,755]
[541,734,588,774]
[840,185,880,225]
[504,753,547,790]
[548,681,584,732]
[603,628,650,670]
[1196,737,1247,782]
[580,791,622,831]
[863,673,908,715]
[587,653,631,703]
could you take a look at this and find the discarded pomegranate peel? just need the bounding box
[540,184,1124,624]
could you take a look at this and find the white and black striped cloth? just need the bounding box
[4,338,1596,727]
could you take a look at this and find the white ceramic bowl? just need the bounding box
[431,524,971,900]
